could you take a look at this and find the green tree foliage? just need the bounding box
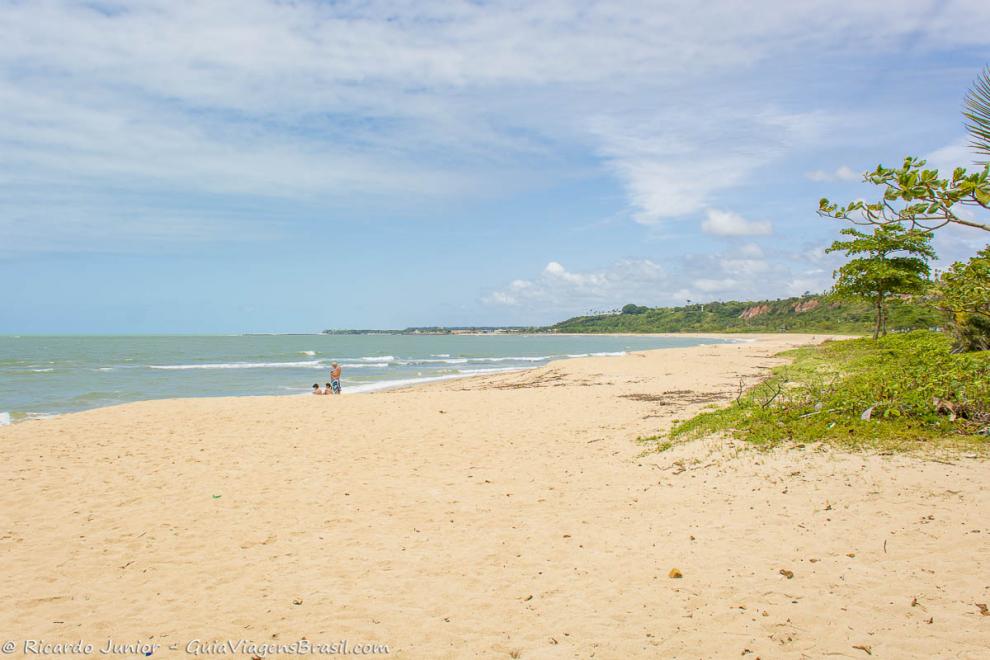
[934,246,990,352]
[965,65,990,163]
[818,157,990,233]
[551,295,938,335]
[826,225,935,339]
[621,303,648,315]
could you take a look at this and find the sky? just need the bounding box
[1,0,989,333]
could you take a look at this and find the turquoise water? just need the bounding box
[0,334,731,422]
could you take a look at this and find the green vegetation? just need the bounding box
[552,294,938,334]
[818,156,990,233]
[660,331,990,453]
[826,224,935,339]
[934,246,990,352]
[643,68,990,455]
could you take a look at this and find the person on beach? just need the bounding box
[312,383,323,395]
[325,382,333,395]
[329,363,342,394]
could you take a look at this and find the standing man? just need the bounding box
[329,362,342,395]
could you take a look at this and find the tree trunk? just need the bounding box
[873,295,882,340]
[879,292,888,337]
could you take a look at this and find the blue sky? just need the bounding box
[1,0,989,333]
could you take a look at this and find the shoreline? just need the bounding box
[3,333,984,657]
[1,333,768,425]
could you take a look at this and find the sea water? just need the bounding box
[0,334,730,421]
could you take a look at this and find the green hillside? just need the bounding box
[550,295,939,334]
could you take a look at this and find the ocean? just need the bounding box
[0,333,732,422]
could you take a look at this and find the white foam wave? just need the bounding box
[431,354,451,358]
[149,360,324,370]
[339,362,390,369]
[0,412,9,426]
[300,350,316,356]
[401,358,469,365]
[31,368,54,372]
[24,412,57,421]
[359,355,395,362]
[470,355,550,362]
[565,351,626,358]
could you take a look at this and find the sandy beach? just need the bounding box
[2,334,988,658]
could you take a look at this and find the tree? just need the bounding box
[933,246,990,351]
[819,157,990,233]
[965,65,990,164]
[826,224,935,339]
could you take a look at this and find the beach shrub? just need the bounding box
[933,246,990,352]
[667,331,990,452]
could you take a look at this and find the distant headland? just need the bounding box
[323,292,936,336]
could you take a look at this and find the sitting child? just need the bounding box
[325,382,333,395]
[312,383,323,395]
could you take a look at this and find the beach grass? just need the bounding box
[651,331,990,454]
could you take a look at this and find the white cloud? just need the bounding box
[484,259,668,312]
[701,209,773,236]
[784,275,831,297]
[931,222,990,268]
[2,1,990,251]
[835,165,860,181]
[612,161,723,221]
[591,110,830,224]
[482,242,835,320]
[694,278,738,293]
[924,138,983,172]
[805,165,861,182]
[808,140,982,188]
[739,243,765,258]
[720,258,770,276]
[484,291,520,306]
[779,243,845,296]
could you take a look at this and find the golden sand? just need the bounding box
[2,334,988,658]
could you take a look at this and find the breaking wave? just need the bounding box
[149,360,324,370]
